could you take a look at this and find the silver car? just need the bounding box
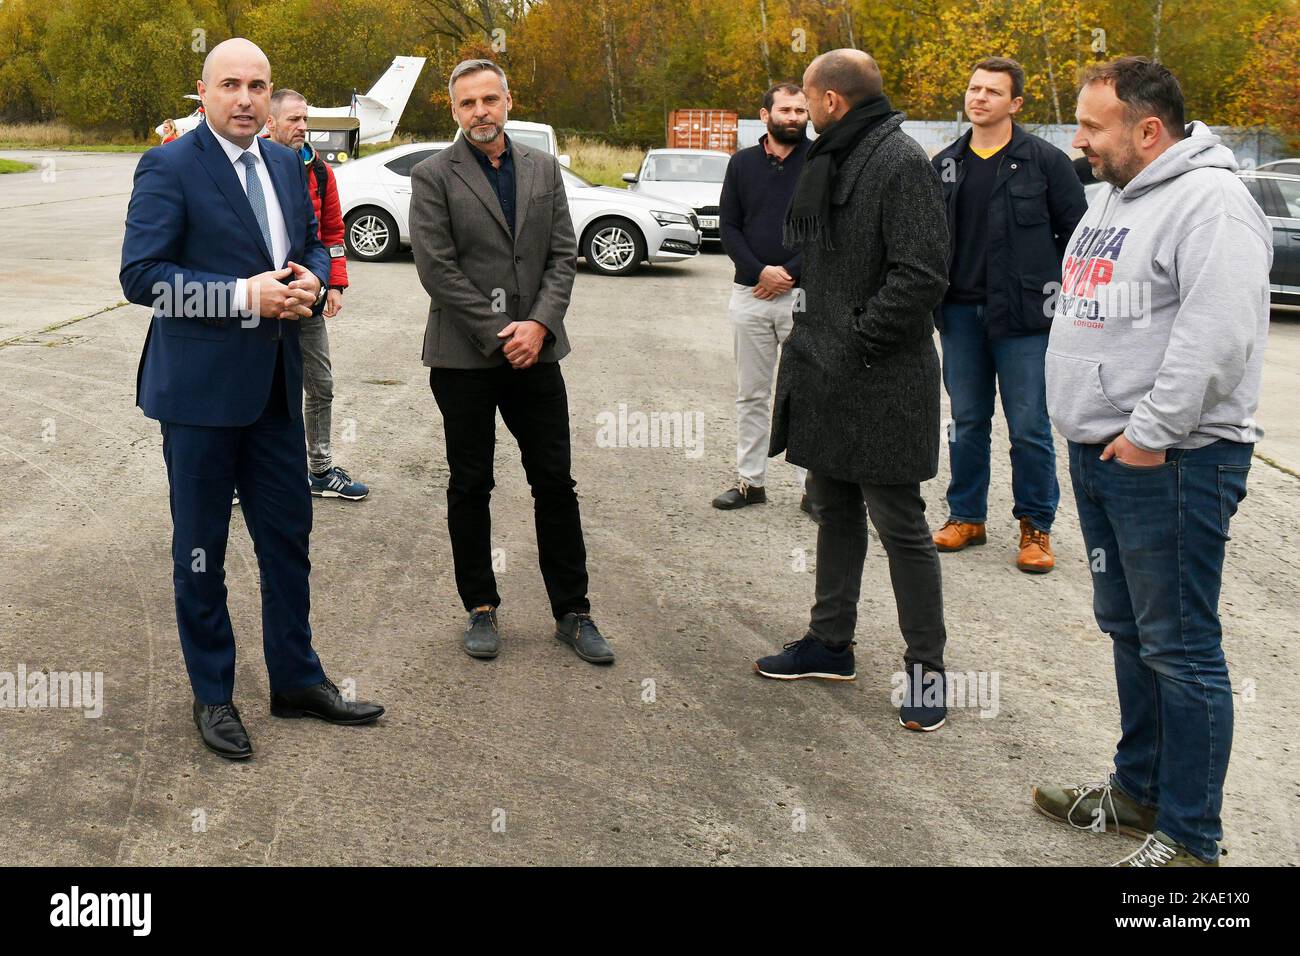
[622,149,731,243]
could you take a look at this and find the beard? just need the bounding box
[1094,141,1142,189]
[767,119,807,145]
[468,121,501,143]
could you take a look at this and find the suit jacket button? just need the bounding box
[515,255,522,263]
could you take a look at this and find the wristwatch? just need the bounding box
[313,284,327,308]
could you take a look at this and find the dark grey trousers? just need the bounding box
[805,470,947,672]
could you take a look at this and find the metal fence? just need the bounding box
[738,117,1289,166]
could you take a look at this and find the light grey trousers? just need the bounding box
[728,282,806,489]
[298,313,334,473]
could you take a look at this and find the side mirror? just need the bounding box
[621,172,638,184]
[558,154,571,168]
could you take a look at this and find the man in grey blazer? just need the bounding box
[409,59,614,665]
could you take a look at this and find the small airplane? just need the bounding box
[156,55,427,145]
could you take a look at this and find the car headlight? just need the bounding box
[651,210,691,227]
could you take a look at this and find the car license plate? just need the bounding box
[698,216,719,229]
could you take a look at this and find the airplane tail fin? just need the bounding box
[355,56,426,114]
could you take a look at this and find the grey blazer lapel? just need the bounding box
[449,136,512,238]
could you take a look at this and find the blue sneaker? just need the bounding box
[310,466,369,500]
[755,636,855,681]
[898,664,947,732]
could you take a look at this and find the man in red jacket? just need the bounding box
[265,88,369,499]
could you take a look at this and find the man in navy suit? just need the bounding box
[120,38,383,759]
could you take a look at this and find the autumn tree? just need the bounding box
[1228,5,1300,148]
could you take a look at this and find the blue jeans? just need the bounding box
[1068,439,1252,862]
[939,302,1058,531]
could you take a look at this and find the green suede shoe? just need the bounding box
[1114,831,1219,867]
[1032,779,1157,838]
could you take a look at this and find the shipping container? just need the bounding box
[667,109,739,153]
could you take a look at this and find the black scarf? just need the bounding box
[784,95,895,250]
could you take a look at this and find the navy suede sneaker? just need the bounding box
[755,636,855,681]
[310,466,369,501]
[898,664,947,732]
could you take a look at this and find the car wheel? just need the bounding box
[583,218,645,276]
[345,208,399,262]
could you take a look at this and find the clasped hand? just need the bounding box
[497,320,546,369]
[248,261,320,320]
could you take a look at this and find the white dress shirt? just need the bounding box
[210,128,292,312]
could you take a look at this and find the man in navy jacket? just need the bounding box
[928,57,1086,574]
[120,38,383,759]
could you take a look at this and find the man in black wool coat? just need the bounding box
[757,48,954,734]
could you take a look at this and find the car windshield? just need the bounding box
[642,154,728,183]
[508,129,551,153]
[561,167,594,188]
[307,129,352,152]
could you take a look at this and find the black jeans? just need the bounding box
[430,361,590,619]
[805,470,947,672]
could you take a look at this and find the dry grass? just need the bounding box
[0,122,147,151]
[357,132,422,158]
[0,123,646,174]
[561,136,644,187]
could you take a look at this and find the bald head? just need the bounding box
[197,38,273,148]
[806,49,882,105]
[201,37,270,85]
[802,49,884,133]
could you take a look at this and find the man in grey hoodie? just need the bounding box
[1033,58,1272,866]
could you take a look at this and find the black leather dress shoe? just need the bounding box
[193,700,253,760]
[270,678,384,725]
[712,481,767,510]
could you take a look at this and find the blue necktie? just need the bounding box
[239,152,274,263]
[240,151,282,338]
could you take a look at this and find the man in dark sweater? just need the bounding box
[713,82,810,512]
[929,57,1086,574]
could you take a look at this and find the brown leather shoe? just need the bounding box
[1017,517,1054,574]
[933,518,987,552]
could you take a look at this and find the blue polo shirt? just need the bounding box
[470,134,516,234]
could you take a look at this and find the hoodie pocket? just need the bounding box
[1045,350,1129,438]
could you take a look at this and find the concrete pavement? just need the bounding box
[1,151,1296,866]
